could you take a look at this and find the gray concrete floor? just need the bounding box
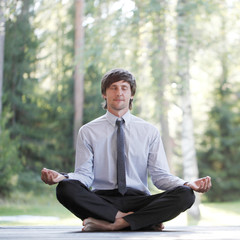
[0,226,240,240]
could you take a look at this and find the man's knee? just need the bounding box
[56,179,87,203]
[56,179,71,203]
[176,186,195,211]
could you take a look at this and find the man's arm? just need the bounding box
[41,127,94,187]
[184,176,212,193]
[148,129,212,193]
[148,130,187,190]
[41,168,66,185]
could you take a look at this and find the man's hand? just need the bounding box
[185,176,212,193]
[41,168,66,185]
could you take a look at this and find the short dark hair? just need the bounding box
[101,68,137,110]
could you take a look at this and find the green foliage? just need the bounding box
[198,85,240,201]
[2,0,43,196]
[2,0,75,196]
[3,0,39,171]
[32,0,75,171]
[16,170,46,194]
[1,0,240,204]
[0,112,21,197]
[83,65,105,124]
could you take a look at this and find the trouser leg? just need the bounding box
[56,181,195,231]
[123,186,195,230]
[56,179,118,222]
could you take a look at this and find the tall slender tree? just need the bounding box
[74,0,85,146]
[150,0,173,170]
[0,0,6,126]
[176,0,200,220]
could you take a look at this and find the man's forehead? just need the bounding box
[110,80,130,86]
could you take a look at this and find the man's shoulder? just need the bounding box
[131,114,157,127]
[81,114,107,130]
[130,114,159,133]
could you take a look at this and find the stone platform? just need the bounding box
[0,226,239,240]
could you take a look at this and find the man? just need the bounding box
[41,68,211,231]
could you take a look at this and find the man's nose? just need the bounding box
[116,88,123,95]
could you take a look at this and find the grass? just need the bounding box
[0,188,81,226]
[166,200,240,227]
[1,189,240,227]
[198,201,240,226]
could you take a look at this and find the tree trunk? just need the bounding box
[0,0,6,130]
[73,0,85,146]
[155,4,173,171]
[176,0,200,220]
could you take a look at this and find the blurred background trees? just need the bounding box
[0,0,240,208]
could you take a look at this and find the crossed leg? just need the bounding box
[82,211,133,231]
[57,181,194,232]
[82,211,165,232]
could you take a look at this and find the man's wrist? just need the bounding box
[184,182,190,187]
[59,172,69,179]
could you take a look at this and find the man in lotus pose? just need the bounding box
[41,68,211,231]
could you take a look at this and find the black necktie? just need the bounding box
[116,119,127,195]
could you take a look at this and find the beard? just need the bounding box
[108,99,129,111]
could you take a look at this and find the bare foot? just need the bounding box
[151,223,165,231]
[82,217,113,231]
[82,217,130,232]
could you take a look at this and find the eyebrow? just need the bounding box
[110,83,129,87]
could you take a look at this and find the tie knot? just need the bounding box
[116,119,124,127]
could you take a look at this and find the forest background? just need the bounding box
[0,0,240,222]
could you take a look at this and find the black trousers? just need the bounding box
[56,179,195,230]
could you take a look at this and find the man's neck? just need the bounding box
[107,108,129,118]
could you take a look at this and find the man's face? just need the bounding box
[103,80,133,115]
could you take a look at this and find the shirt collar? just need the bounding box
[106,111,131,127]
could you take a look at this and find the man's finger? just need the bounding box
[206,176,212,191]
[42,169,54,184]
[201,176,212,192]
[41,170,48,183]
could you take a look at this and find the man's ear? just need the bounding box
[102,94,106,99]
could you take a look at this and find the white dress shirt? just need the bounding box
[68,111,185,195]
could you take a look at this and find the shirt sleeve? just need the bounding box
[148,128,185,190]
[67,126,94,188]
